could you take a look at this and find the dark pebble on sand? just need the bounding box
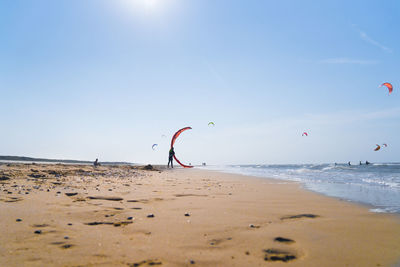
[61,244,73,249]
[65,193,78,196]
[67,223,72,226]
[147,214,155,218]
[57,191,61,194]
[184,213,190,217]
[34,230,42,234]
[47,189,50,192]
[64,236,69,239]
[25,192,29,194]
[127,217,133,220]
[16,219,22,222]
[190,260,195,264]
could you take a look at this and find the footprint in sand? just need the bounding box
[61,244,74,249]
[50,241,65,245]
[263,248,297,262]
[128,259,162,266]
[85,221,133,227]
[174,194,208,197]
[209,237,233,246]
[32,224,50,228]
[274,237,295,244]
[127,198,164,203]
[87,196,123,201]
[281,214,319,220]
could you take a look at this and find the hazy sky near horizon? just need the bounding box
[1,0,399,165]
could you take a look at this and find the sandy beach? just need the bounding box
[0,163,399,267]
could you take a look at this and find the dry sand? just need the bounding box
[0,163,399,266]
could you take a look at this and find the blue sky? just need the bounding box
[0,0,399,164]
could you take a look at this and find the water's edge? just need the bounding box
[201,164,400,214]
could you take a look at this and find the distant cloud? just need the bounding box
[352,25,392,53]
[320,58,378,65]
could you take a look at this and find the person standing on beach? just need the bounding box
[168,147,175,168]
[94,158,99,168]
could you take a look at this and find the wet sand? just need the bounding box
[0,163,399,266]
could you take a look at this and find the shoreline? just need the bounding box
[1,163,400,266]
[202,168,399,216]
[200,164,400,215]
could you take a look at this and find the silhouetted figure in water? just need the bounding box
[168,147,175,168]
[334,162,337,166]
[348,161,351,166]
[359,161,362,165]
[366,161,370,165]
[94,158,99,168]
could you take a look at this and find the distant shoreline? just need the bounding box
[0,155,133,165]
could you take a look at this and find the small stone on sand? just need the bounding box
[34,230,42,234]
[16,219,22,222]
[147,214,155,218]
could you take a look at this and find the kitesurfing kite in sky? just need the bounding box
[382,143,388,148]
[374,144,381,151]
[171,127,193,168]
[380,83,393,94]
[208,122,215,126]
[152,144,158,150]
[302,132,308,136]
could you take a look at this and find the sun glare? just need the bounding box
[120,0,165,15]
[143,0,158,9]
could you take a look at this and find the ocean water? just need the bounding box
[202,163,400,214]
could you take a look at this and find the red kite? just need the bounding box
[171,127,193,168]
[380,83,393,94]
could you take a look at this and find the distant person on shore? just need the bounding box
[366,161,370,165]
[94,158,99,168]
[168,148,175,168]
[348,161,351,166]
[359,161,362,165]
